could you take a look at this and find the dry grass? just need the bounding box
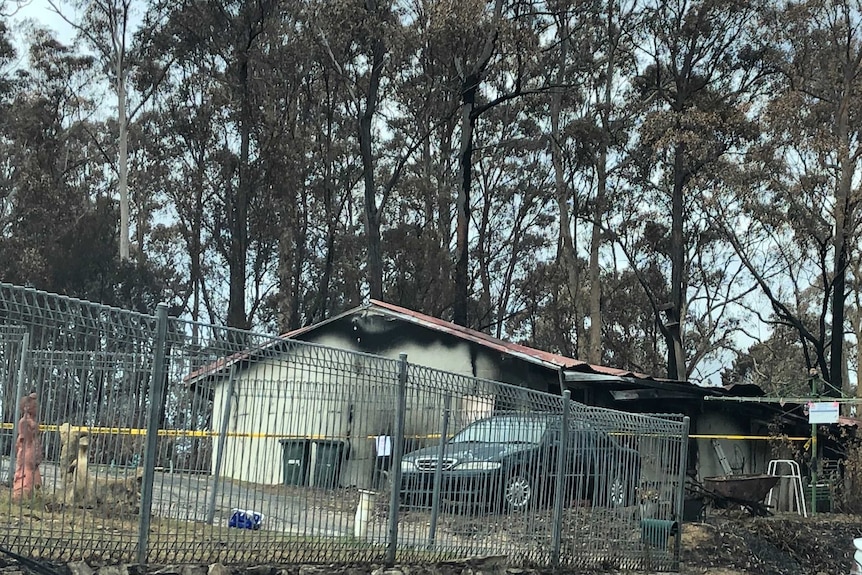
[0,489,391,564]
[219,478,364,515]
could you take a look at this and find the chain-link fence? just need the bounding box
[0,283,689,571]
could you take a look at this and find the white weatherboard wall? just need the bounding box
[210,354,350,485]
[309,331,506,477]
[209,333,516,487]
[210,346,403,487]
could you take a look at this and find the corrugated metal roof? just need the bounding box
[351,300,660,380]
[187,299,674,384]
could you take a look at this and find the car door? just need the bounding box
[554,418,598,502]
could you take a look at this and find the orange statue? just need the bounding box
[12,393,42,500]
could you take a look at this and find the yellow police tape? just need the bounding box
[690,434,808,441]
[0,422,318,439]
[0,422,809,442]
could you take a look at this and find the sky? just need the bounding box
[13,0,75,43]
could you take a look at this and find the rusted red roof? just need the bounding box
[285,299,659,380]
[187,299,666,383]
[184,345,271,384]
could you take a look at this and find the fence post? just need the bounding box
[386,353,408,566]
[7,332,29,485]
[137,303,169,564]
[428,392,451,546]
[672,416,691,571]
[207,365,237,524]
[551,389,571,567]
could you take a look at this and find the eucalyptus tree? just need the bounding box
[471,104,556,337]
[713,0,862,396]
[624,0,771,380]
[721,322,814,395]
[773,0,862,397]
[580,0,647,365]
[0,28,166,313]
[440,0,506,327]
[46,0,174,263]
[312,0,455,305]
[157,0,281,329]
[546,0,583,356]
[377,0,462,317]
[151,0,367,330]
[254,9,363,330]
[600,267,667,375]
[0,31,100,290]
[143,66,221,327]
[0,8,19,241]
[437,0,566,327]
[291,67,366,327]
[849,261,862,397]
[541,0,644,362]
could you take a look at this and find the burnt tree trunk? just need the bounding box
[454,72,479,327]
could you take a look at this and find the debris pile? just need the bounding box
[681,514,862,575]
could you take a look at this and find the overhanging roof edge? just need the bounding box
[564,372,636,384]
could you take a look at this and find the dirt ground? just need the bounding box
[677,513,862,575]
[2,456,861,574]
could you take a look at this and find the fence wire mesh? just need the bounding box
[0,284,158,561]
[0,283,689,571]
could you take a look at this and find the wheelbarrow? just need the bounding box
[696,474,781,516]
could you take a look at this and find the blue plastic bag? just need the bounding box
[228,508,264,530]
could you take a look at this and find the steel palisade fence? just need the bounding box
[0,283,690,571]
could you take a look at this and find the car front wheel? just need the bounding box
[608,475,628,507]
[503,472,534,512]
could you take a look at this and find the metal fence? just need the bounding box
[0,283,689,571]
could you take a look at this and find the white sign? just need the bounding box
[374,435,392,457]
[808,401,840,424]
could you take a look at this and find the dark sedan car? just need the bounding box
[399,412,640,513]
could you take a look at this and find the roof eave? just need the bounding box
[564,372,638,384]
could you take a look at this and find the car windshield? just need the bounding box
[450,416,548,444]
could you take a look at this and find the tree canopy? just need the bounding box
[2,0,860,392]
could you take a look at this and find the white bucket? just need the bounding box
[353,489,376,538]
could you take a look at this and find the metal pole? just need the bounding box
[810,375,818,515]
[672,416,691,571]
[207,365,237,524]
[428,392,451,546]
[551,390,571,567]
[386,353,408,566]
[7,332,29,485]
[811,423,818,515]
[137,303,169,564]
